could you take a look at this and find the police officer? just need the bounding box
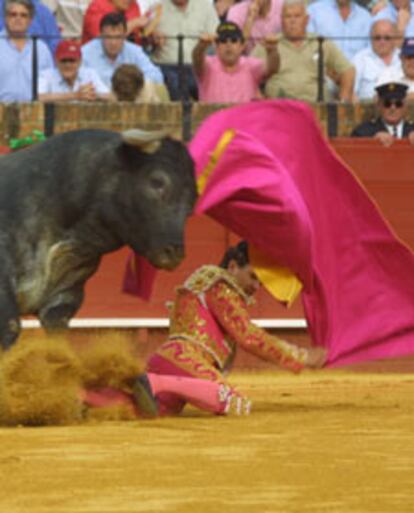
[351,80,414,146]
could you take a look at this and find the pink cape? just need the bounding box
[124,100,414,367]
[190,100,414,367]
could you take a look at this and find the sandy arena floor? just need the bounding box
[0,371,413,513]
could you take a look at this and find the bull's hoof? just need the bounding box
[132,374,159,418]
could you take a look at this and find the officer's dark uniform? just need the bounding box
[351,82,414,138]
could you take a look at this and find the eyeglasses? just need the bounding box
[217,36,241,44]
[6,11,30,18]
[383,99,404,108]
[372,35,393,41]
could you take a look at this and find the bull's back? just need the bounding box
[0,129,120,226]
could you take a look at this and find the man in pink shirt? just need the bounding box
[192,21,279,103]
[227,0,283,53]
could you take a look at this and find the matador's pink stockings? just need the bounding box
[147,373,251,415]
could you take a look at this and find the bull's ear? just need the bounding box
[121,129,170,154]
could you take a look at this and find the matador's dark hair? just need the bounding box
[219,240,249,269]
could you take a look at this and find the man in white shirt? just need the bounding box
[38,39,111,102]
[376,36,414,95]
[351,79,414,145]
[353,19,402,100]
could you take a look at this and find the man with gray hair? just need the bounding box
[0,0,53,101]
[255,0,355,102]
[352,19,402,99]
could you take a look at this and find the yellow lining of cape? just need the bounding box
[197,129,236,194]
[250,245,302,307]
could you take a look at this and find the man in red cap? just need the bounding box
[38,39,112,102]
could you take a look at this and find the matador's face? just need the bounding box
[228,262,261,297]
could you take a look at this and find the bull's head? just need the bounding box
[113,129,197,270]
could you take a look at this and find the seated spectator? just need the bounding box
[82,12,164,88]
[307,0,372,61]
[41,0,90,38]
[111,62,169,101]
[351,80,414,144]
[226,0,283,54]
[0,0,53,102]
[376,37,414,95]
[82,0,148,45]
[373,0,414,40]
[151,0,219,101]
[38,40,111,102]
[0,0,61,54]
[255,0,355,103]
[353,19,401,100]
[192,21,278,102]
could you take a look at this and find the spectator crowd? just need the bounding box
[0,0,414,131]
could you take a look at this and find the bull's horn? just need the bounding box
[121,129,171,154]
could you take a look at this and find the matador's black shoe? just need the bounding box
[132,373,159,418]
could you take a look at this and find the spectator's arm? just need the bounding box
[396,7,411,43]
[142,4,162,37]
[338,66,355,103]
[325,40,354,102]
[192,33,215,78]
[127,15,150,36]
[241,1,259,44]
[261,34,279,77]
[39,91,82,102]
[89,70,112,101]
[351,53,363,100]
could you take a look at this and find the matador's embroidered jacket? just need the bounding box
[159,265,308,375]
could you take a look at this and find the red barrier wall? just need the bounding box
[76,138,414,320]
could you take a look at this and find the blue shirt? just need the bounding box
[38,66,110,95]
[0,0,61,54]
[0,31,54,101]
[81,38,164,88]
[373,2,414,37]
[307,0,372,60]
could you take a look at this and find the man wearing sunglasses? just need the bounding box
[352,20,401,100]
[351,79,414,145]
[192,21,279,103]
[0,0,53,101]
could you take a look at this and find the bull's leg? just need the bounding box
[0,279,21,350]
[38,286,84,332]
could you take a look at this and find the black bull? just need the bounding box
[0,128,197,350]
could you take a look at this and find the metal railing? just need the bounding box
[0,33,378,140]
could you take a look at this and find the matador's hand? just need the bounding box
[304,346,328,369]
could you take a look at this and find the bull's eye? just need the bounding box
[148,172,170,199]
